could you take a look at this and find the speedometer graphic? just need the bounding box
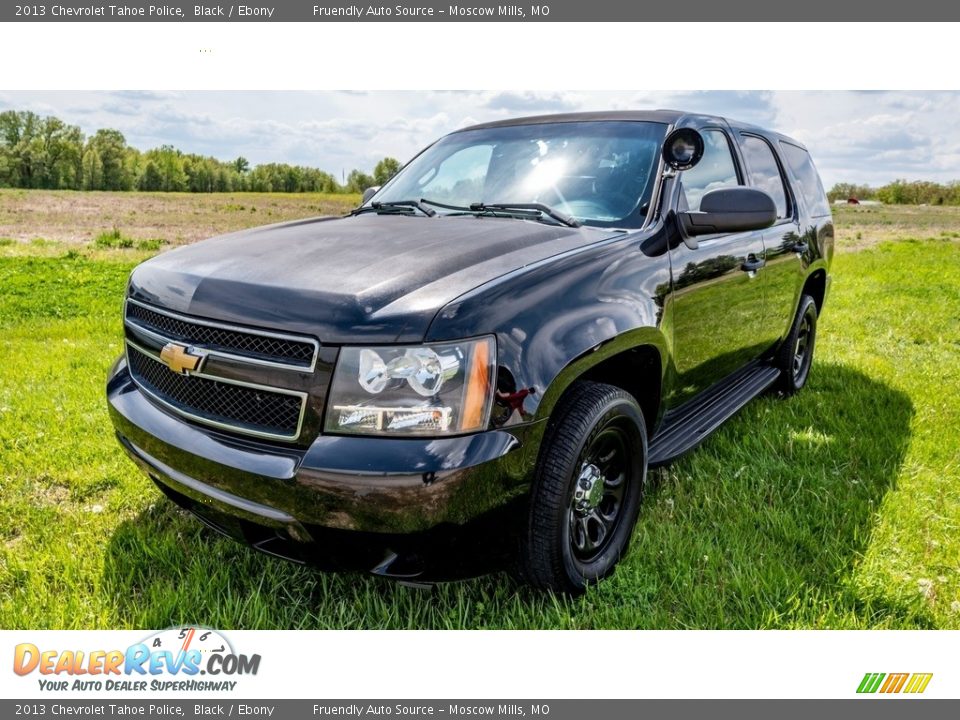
[141,626,234,659]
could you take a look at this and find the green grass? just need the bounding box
[0,217,958,629]
[92,227,166,252]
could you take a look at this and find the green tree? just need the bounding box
[138,160,163,191]
[827,182,876,203]
[143,145,188,191]
[373,157,401,186]
[214,167,234,192]
[89,129,131,190]
[38,116,83,188]
[123,146,143,186]
[0,150,11,187]
[0,110,37,187]
[346,169,375,193]
[81,147,104,190]
[184,155,218,192]
[0,107,408,195]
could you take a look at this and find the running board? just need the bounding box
[648,363,781,467]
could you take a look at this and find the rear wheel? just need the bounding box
[775,294,818,395]
[521,381,646,594]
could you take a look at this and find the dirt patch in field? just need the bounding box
[833,204,960,251]
[0,190,359,246]
[3,190,959,253]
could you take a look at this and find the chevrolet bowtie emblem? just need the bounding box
[159,343,203,374]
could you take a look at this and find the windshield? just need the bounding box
[373,121,668,228]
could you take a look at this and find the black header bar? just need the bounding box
[4,0,958,21]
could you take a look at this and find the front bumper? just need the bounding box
[107,359,541,579]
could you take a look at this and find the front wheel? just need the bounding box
[775,294,818,395]
[520,381,647,594]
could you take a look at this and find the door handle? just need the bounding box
[741,256,766,272]
[791,241,809,254]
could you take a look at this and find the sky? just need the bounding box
[2,90,958,189]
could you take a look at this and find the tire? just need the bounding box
[521,381,647,594]
[775,294,818,395]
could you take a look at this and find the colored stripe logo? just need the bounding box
[857,672,933,694]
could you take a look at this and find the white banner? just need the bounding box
[2,630,956,699]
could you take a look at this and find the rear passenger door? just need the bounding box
[738,133,803,350]
[667,127,769,408]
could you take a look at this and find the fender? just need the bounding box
[788,216,835,326]
[532,325,668,423]
[427,223,674,429]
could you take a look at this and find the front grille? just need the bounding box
[126,300,316,367]
[127,344,304,440]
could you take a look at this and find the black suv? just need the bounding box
[107,110,833,592]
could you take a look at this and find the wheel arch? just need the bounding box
[534,328,667,437]
[802,266,828,315]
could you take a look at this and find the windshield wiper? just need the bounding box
[470,202,581,228]
[410,198,582,228]
[351,200,436,217]
[418,198,472,212]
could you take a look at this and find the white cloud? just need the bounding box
[110,90,180,102]
[483,91,583,112]
[768,91,960,185]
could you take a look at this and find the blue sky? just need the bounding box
[2,90,958,188]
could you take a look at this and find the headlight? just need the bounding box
[325,336,496,436]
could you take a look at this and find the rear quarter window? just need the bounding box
[780,142,831,217]
[740,134,789,220]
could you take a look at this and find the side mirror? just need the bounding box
[681,187,777,237]
[662,128,704,171]
[361,186,381,204]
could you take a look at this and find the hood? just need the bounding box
[128,213,621,344]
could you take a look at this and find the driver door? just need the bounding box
[667,128,770,408]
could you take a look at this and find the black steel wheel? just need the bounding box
[521,381,646,594]
[567,419,632,562]
[775,294,818,395]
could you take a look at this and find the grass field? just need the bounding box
[0,193,958,629]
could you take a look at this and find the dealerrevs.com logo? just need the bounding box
[857,673,933,694]
[13,627,261,693]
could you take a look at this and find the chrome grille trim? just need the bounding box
[124,298,319,371]
[125,338,309,442]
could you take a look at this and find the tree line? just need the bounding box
[0,110,400,194]
[828,180,960,206]
[7,109,959,205]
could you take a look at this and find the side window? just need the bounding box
[780,142,830,217]
[740,135,789,220]
[679,129,739,212]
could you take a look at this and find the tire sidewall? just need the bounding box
[790,297,818,391]
[557,396,647,589]
[776,295,818,395]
